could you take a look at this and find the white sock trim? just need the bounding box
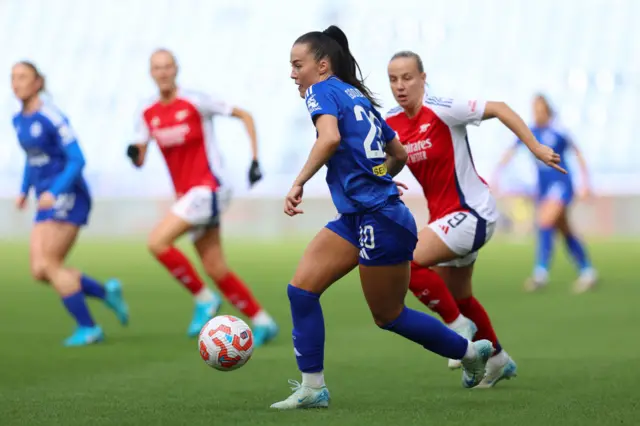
[302,372,325,388]
[447,314,467,328]
[251,310,273,326]
[462,340,477,361]
[195,288,215,303]
[489,349,509,365]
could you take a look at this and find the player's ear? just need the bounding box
[421,72,426,83]
[317,58,330,76]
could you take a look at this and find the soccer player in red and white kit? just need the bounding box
[126,49,278,346]
[385,51,566,387]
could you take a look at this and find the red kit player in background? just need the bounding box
[385,51,565,387]
[126,49,278,346]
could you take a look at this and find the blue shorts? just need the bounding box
[326,199,418,266]
[537,181,574,206]
[35,191,92,227]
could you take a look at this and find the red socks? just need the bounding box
[215,271,262,318]
[409,262,461,324]
[156,247,263,318]
[156,247,205,295]
[409,261,502,353]
[456,296,500,350]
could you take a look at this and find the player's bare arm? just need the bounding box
[483,101,567,174]
[231,107,262,186]
[285,115,341,216]
[383,137,407,177]
[293,114,341,187]
[231,107,258,161]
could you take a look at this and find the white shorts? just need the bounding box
[428,211,496,267]
[171,185,232,241]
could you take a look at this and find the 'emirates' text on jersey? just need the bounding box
[135,89,232,196]
[385,96,498,222]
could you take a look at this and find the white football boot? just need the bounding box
[270,379,330,410]
[573,267,598,294]
[477,350,518,388]
[524,266,549,292]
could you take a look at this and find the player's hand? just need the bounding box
[394,180,408,196]
[248,159,262,186]
[284,184,304,216]
[533,144,567,174]
[126,144,142,167]
[37,192,56,210]
[15,194,28,210]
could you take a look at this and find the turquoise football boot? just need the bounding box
[104,279,129,326]
[63,326,104,347]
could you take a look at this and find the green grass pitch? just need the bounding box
[0,236,638,426]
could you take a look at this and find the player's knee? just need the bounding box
[44,266,79,296]
[147,236,170,257]
[371,305,404,328]
[204,261,229,282]
[537,204,563,229]
[537,217,555,229]
[290,273,328,295]
[51,280,78,297]
[30,262,49,283]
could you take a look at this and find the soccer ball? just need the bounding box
[198,315,254,371]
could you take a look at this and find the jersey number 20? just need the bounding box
[354,105,385,159]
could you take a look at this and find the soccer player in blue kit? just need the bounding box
[495,94,596,293]
[271,26,494,410]
[11,61,129,346]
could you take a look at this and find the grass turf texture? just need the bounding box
[0,237,638,426]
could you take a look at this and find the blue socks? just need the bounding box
[288,284,470,373]
[62,291,96,328]
[564,233,591,271]
[535,226,556,273]
[382,306,468,360]
[288,284,325,373]
[80,274,106,300]
[537,226,593,275]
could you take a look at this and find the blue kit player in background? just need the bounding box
[495,94,597,293]
[271,26,494,410]
[11,61,129,346]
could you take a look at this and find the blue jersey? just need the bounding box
[13,102,92,225]
[305,77,399,214]
[517,122,573,192]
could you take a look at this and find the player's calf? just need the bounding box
[45,264,82,296]
[409,262,461,324]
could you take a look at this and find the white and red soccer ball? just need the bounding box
[198,315,254,371]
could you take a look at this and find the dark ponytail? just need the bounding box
[295,25,380,108]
